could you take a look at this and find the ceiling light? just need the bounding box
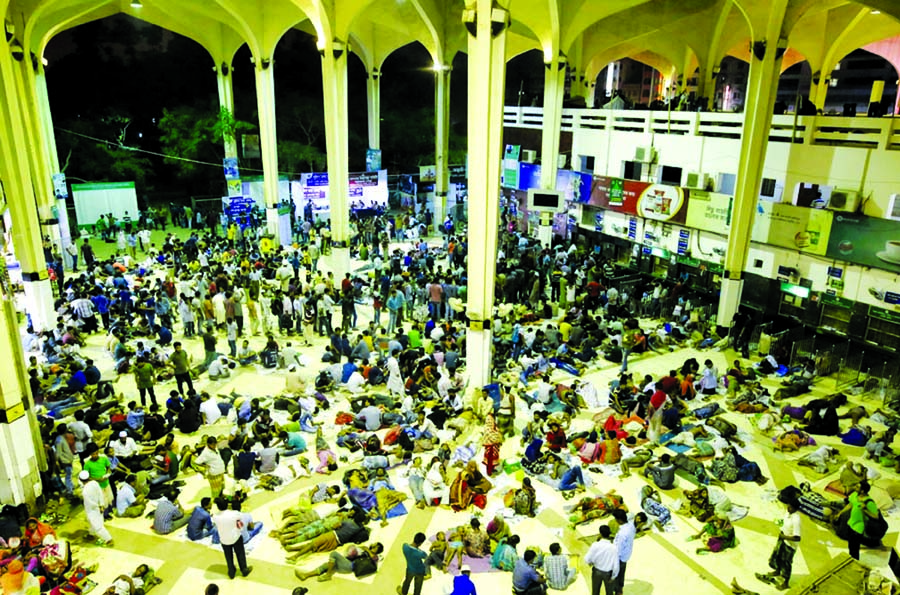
[871,10,881,14]
[130,0,142,8]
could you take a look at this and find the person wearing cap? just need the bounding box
[80,470,113,546]
[111,430,140,464]
[398,532,428,595]
[451,564,477,595]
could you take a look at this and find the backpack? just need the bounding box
[261,349,278,369]
[352,553,377,577]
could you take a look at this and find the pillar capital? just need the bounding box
[462,4,510,37]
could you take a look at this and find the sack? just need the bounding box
[352,554,377,577]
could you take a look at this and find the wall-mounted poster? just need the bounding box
[366,149,382,172]
[223,157,239,180]
[227,179,242,197]
[752,202,832,256]
[419,165,436,182]
[588,175,689,224]
[826,213,900,274]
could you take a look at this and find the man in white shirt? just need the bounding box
[213,498,253,579]
[282,343,302,369]
[584,525,618,595]
[756,501,801,590]
[194,437,227,497]
[199,393,225,425]
[208,357,236,381]
[116,474,146,518]
[110,431,140,461]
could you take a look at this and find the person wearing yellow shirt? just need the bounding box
[260,236,274,256]
[560,319,573,343]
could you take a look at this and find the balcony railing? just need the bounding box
[503,106,900,150]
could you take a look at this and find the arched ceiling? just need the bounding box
[4,0,900,99]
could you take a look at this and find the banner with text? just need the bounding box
[751,202,832,255]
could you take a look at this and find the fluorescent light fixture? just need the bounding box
[130,0,142,8]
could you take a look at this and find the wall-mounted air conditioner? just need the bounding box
[826,189,860,213]
[634,146,657,163]
[521,149,537,163]
[684,172,710,190]
[717,173,737,196]
[887,194,900,221]
[758,178,784,202]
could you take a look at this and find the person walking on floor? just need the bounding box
[80,470,113,546]
[584,525,618,595]
[398,532,428,595]
[755,499,801,590]
[213,498,253,579]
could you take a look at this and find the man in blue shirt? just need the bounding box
[187,497,217,541]
[65,370,87,394]
[399,532,428,595]
[512,550,547,594]
[451,565,477,595]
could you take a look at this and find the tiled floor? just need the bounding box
[39,231,898,595]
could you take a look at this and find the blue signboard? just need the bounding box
[307,173,329,187]
[225,196,255,218]
[628,217,638,240]
[366,149,382,172]
[594,211,604,232]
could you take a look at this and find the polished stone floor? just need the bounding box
[36,231,898,595]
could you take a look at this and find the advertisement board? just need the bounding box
[366,149,382,172]
[826,213,900,274]
[752,202,832,255]
[685,191,733,231]
[588,175,689,224]
[292,170,389,219]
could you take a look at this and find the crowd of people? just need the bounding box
[3,199,897,595]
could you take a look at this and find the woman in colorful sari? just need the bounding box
[449,460,493,511]
[490,535,520,571]
[23,518,56,550]
[690,514,736,554]
[486,515,511,552]
[482,413,503,477]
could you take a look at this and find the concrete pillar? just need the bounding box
[33,67,73,265]
[254,60,281,238]
[539,56,566,190]
[0,290,45,507]
[586,80,597,108]
[321,41,351,277]
[0,42,54,331]
[718,4,789,328]
[367,69,381,151]
[216,65,238,160]
[12,57,61,261]
[812,76,829,111]
[434,66,451,232]
[464,1,509,390]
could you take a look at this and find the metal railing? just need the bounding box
[504,106,900,151]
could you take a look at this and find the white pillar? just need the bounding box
[0,42,54,330]
[216,64,238,160]
[464,2,510,390]
[434,66,451,232]
[34,67,72,264]
[254,61,282,239]
[538,57,565,248]
[367,69,380,151]
[0,290,46,506]
[718,5,789,328]
[321,41,351,277]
